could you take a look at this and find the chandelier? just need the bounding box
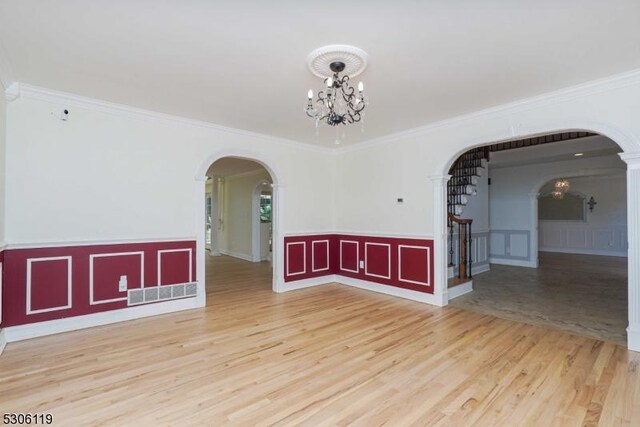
[305,61,367,127]
[554,179,571,193]
[551,178,570,199]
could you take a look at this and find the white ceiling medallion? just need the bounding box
[307,45,369,78]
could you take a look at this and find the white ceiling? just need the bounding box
[489,135,623,169]
[207,157,266,177]
[1,1,640,147]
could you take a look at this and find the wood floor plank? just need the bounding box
[0,255,638,426]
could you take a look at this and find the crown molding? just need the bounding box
[336,68,640,154]
[11,83,333,155]
[5,82,20,102]
[0,40,15,91]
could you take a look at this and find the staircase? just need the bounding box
[447,147,490,290]
[447,147,489,218]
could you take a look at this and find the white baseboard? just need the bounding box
[448,281,473,301]
[472,264,491,275]
[539,248,628,257]
[336,276,445,306]
[0,329,6,355]
[219,249,253,262]
[449,263,490,278]
[628,325,640,353]
[3,297,200,343]
[489,258,537,268]
[277,275,335,292]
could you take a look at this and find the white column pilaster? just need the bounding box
[194,176,207,308]
[429,174,452,307]
[272,183,286,293]
[210,177,221,256]
[620,152,640,352]
[528,192,540,268]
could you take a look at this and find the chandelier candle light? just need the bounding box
[305,61,367,127]
[554,178,571,193]
[552,178,571,199]
[304,45,370,142]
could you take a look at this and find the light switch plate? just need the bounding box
[359,260,364,269]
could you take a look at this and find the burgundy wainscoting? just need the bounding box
[1,240,196,327]
[284,234,434,294]
[283,234,338,282]
[336,235,434,294]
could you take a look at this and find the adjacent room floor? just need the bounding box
[450,252,628,346]
[1,255,638,425]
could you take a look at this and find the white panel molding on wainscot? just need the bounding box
[539,223,628,256]
[89,251,145,305]
[157,248,194,284]
[26,256,73,315]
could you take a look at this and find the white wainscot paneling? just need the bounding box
[593,229,615,249]
[542,227,564,247]
[538,222,627,256]
[489,233,506,256]
[566,229,588,248]
[509,234,529,257]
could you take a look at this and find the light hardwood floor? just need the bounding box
[1,255,639,426]
[450,252,628,345]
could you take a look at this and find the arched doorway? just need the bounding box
[434,128,638,351]
[194,152,283,307]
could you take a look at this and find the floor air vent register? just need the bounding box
[127,283,197,306]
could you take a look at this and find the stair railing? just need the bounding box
[448,213,473,280]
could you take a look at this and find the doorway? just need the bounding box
[443,132,630,345]
[202,156,277,296]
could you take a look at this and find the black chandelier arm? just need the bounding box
[305,70,366,129]
[316,90,328,102]
[349,99,365,113]
[341,86,356,103]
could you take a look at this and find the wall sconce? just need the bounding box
[587,196,597,212]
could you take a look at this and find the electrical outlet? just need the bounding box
[359,260,364,269]
[118,275,128,292]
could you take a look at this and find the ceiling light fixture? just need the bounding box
[305,61,367,127]
[554,178,571,193]
[574,153,584,157]
[304,45,369,134]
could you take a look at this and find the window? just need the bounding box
[260,193,272,223]
[539,192,586,221]
[205,195,212,244]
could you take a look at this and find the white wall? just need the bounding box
[538,175,627,256]
[0,80,6,244]
[332,70,640,328]
[488,154,626,265]
[4,94,334,244]
[334,73,640,240]
[219,170,271,260]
